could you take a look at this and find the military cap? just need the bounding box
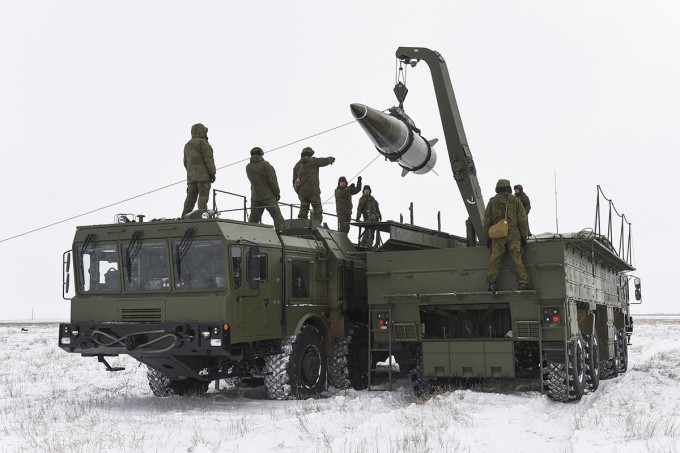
[250,147,264,156]
[514,184,523,192]
[496,179,512,193]
[338,176,347,183]
[301,147,314,157]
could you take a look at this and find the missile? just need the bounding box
[350,103,438,176]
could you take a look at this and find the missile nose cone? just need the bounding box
[350,103,368,120]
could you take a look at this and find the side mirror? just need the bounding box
[63,250,74,300]
[634,277,642,301]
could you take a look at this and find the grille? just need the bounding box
[393,323,419,341]
[121,308,162,322]
[515,321,540,339]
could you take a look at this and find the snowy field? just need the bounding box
[1,317,679,453]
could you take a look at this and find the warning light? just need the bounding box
[553,316,559,323]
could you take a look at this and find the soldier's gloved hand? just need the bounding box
[210,174,216,183]
[357,176,362,184]
[521,237,528,246]
[486,238,492,249]
[275,195,281,202]
[330,157,336,164]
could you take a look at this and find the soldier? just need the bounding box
[356,185,382,248]
[292,147,335,222]
[181,123,216,217]
[246,147,285,232]
[334,175,362,233]
[514,184,532,236]
[484,179,531,291]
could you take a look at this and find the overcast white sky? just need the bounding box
[1,1,677,319]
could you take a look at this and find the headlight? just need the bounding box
[60,337,71,345]
[210,339,222,347]
[200,331,211,340]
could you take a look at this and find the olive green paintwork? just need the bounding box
[367,237,634,379]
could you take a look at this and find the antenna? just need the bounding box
[554,170,559,234]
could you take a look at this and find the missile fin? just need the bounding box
[429,138,439,147]
[401,168,410,177]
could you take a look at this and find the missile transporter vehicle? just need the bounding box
[352,47,641,402]
[59,214,378,399]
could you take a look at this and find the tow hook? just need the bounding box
[98,356,124,372]
[125,334,142,351]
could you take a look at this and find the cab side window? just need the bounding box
[231,245,243,289]
[291,260,310,298]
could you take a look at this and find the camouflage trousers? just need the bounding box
[359,227,380,248]
[337,212,351,233]
[249,198,286,232]
[486,236,530,284]
[298,193,323,222]
[182,182,211,217]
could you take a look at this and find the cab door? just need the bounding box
[230,244,282,340]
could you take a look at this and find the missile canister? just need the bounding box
[350,103,437,176]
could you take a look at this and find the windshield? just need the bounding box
[173,239,226,290]
[78,243,119,292]
[123,241,170,291]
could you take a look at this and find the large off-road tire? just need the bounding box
[583,334,600,391]
[147,367,209,397]
[543,336,586,402]
[328,322,370,390]
[264,324,327,400]
[616,328,628,373]
[599,331,621,380]
[411,345,434,398]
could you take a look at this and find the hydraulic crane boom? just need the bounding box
[395,47,487,244]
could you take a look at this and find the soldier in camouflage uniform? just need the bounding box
[514,184,531,236]
[335,175,362,233]
[181,123,216,217]
[356,185,382,248]
[484,179,531,291]
[246,147,285,232]
[292,147,335,222]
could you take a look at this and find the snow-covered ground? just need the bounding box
[1,317,679,453]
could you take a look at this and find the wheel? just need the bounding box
[583,334,600,391]
[616,328,628,373]
[543,336,586,402]
[411,345,434,398]
[328,322,370,390]
[147,367,209,397]
[264,324,327,400]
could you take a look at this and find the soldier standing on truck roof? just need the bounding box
[292,147,335,222]
[246,147,286,233]
[484,179,531,292]
[356,185,382,248]
[335,175,362,233]
[181,123,216,217]
[514,184,532,236]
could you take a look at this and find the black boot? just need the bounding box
[517,283,533,291]
[487,281,497,292]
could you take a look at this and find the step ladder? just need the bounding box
[368,302,393,391]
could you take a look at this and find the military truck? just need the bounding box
[59,211,381,398]
[352,47,641,402]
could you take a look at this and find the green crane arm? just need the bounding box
[395,47,486,244]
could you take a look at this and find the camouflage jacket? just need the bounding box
[246,155,281,202]
[335,181,362,214]
[483,192,528,239]
[183,124,216,183]
[292,156,334,196]
[356,195,381,221]
[515,192,531,215]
